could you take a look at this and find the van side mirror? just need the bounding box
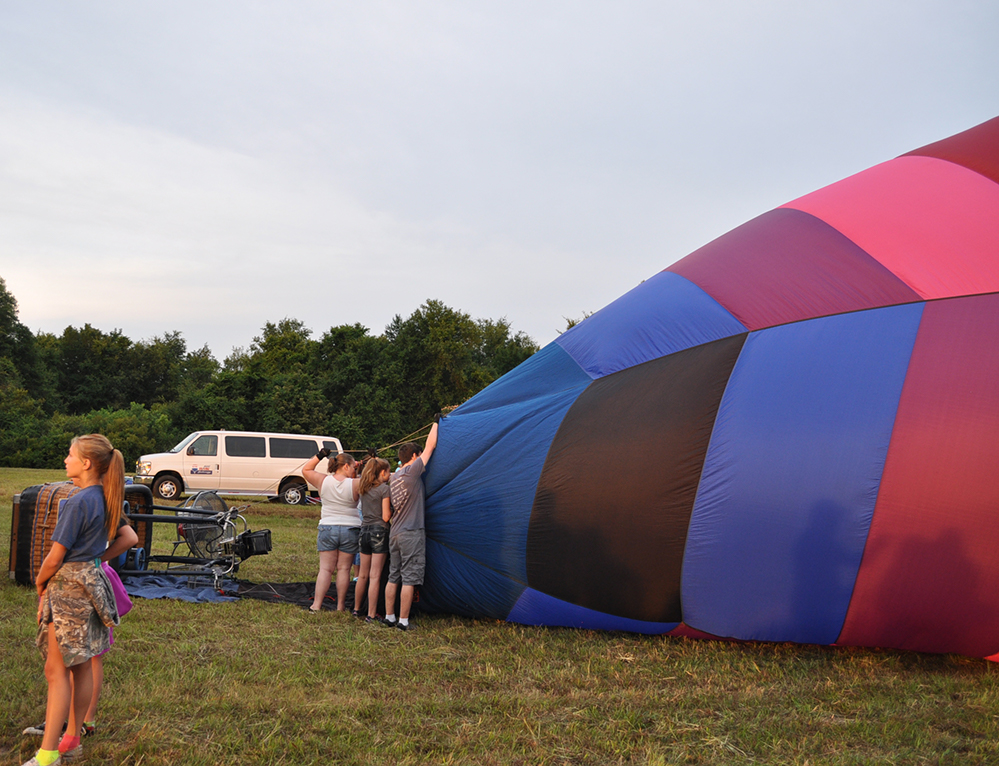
[187,446,196,456]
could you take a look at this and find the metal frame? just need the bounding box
[119,491,270,589]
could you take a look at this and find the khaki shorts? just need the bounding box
[387,529,425,586]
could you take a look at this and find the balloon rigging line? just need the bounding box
[246,419,438,497]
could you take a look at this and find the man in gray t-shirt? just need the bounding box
[382,420,438,631]
[389,457,426,533]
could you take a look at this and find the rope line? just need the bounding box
[342,420,435,457]
[254,419,438,495]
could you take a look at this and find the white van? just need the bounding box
[134,430,344,504]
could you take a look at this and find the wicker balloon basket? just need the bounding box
[8,482,153,586]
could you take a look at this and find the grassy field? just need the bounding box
[2,468,998,765]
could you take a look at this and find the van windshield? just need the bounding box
[168,433,200,453]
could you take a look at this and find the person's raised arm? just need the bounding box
[302,447,333,490]
[421,421,439,466]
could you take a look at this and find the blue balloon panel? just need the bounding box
[508,588,680,635]
[428,384,590,586]
[555,270,747,379]
[422,536,526,619]
[425,342,591,618]
[451,342,592,420]
[429,344,590,492]
[680,302,924,644]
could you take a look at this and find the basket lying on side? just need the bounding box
[8,482,153,587]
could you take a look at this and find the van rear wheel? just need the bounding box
[281,480,308,506]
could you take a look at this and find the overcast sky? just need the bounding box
[1,1,996,360]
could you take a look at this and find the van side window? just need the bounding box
[225,436,266,458]
[188,435,218,457]
[322,441,339,452]
[270,438,319,459]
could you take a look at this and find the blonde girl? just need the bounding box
[27,435,124,766]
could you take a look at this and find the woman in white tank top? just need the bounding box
[302,451,360,612]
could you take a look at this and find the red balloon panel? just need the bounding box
[782,155,999,300]
[905,116,999,186]
[838,293,999,657]
[668,207,919,331]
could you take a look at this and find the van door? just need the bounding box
[222,434,269,494]
[270,436,323,491]
[183,434,221,491]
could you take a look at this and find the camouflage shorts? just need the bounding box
[37,561,117,667]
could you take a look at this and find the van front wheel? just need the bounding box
[152,474,182,501]
[281,480,308,506]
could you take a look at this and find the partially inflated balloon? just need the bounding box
[423,117,999,659]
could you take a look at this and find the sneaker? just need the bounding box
[23,722,71,737]
[20,755,61,766]
[22,722,86,738]
[364,616,379,624]
[351,610,362,618]
[380,617,397,628]
[81,723,95,738]
[61,744,83,761]
[396,621,415,632]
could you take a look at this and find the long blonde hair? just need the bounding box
[358,458,390,495]
[72,434,125,541]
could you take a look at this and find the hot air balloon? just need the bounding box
[422,117,999,659]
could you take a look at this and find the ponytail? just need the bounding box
[328,452,356,475]
[102,449,125,540]
[72,434,126,542]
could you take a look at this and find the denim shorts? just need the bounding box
[317,525,360,554]
[359,524,389,555]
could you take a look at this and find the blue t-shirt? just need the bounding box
[51,485,108,562]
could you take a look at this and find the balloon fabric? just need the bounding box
[423,117,999,659]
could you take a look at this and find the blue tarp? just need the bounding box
[121,574,238,603]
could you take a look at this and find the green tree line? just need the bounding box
[0,277,538,469]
